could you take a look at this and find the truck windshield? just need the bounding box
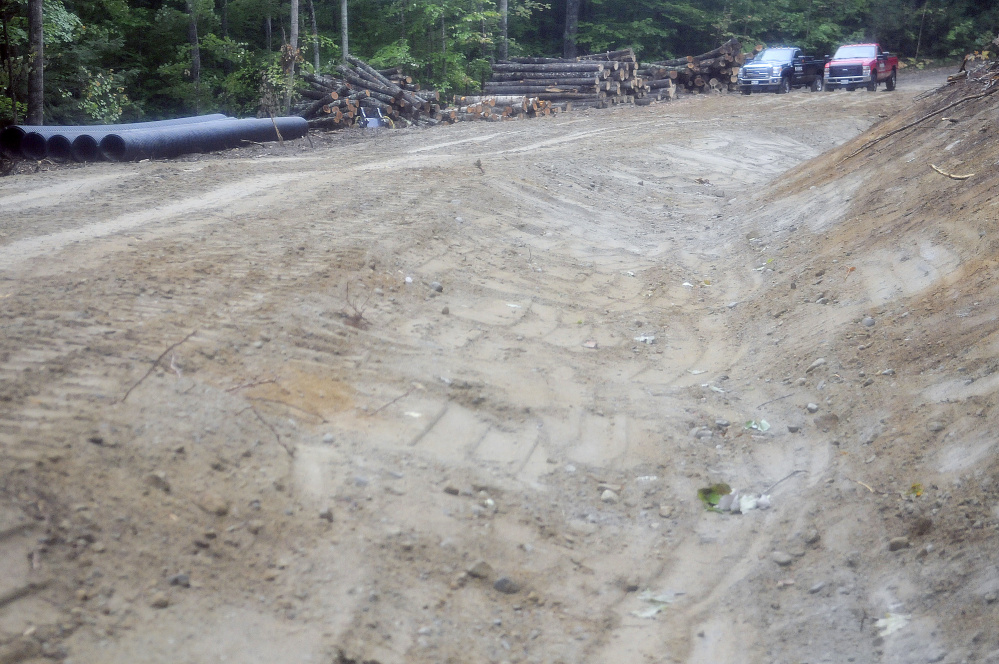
[833,45,877,59]
[755,48,796,62]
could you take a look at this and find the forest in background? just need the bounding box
[1,0,996,126]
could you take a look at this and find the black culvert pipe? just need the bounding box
[98,117,309,162]
[0,114,230,159]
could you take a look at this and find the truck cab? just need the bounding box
[824,43,898,91]
[738,47,827,95]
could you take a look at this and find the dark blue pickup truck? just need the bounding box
[738,47,828,94]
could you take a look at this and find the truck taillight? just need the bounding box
[824,63,830,71]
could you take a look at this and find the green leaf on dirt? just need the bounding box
[744,419,770,432]
[697,483,732,510]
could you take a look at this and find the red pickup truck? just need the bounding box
[824,43,898,91]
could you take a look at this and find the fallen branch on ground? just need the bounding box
[249,404,295,457]
[930,163,975,180]
[121,330,198,402]
[845,84,999,160]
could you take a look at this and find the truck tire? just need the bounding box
[811,77,824,92]
[742,88,751,95]
[867,72,878,92]
[776,76,790,94]
[885,68,897,91]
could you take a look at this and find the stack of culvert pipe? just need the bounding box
[99,117,308,161]
[0,114,307,162]
[1,114,228,161]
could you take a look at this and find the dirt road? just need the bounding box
[3,69,998,664]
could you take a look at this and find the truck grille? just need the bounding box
[742,69,770,80]
[829,64,862,77]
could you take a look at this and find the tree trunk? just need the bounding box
[27,0,43,125]
[285,0,299,113]
[306,0,319,72]
[340,0,348,61]
[220,0,232,74]
[487,75,600,86]
[484,83,592,94]
[490,70,608,81]
[492,62,605,73]
[499,0,508,61]
[185,0,201,112]
[563,0,580,59]
[265,16,272,51]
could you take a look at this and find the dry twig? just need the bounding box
[930,163,975,180]
[121,330,198,402]
[340,280,372,329]
[845,83,999,160]
[764,469,806,494]
[367,387,415,416]
[249,404,294,457]
[852,478,876,493]
[756,392,795,409]
[226,378,277,393]
[247,396,328,423]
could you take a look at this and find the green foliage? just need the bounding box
[0,96,28,122]
[369,39,417,70]
[2,0,993,127]
[77,67,130,122]
[43,0,84,44]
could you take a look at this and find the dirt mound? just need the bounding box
[728,62,999,661]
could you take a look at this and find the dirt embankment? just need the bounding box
[1,65,997,664]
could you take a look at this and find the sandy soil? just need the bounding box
[2,66,998,664]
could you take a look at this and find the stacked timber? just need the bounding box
[639,38,745,95]
[484,48,646,109]
[579,49,649,105]
[449,95,558,121]
[295,56,446,129]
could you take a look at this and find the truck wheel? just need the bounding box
[776,76,790,94]
[867,72,878,92]
[811,77,824,92]
[742,88,751,95]
[885,69,897,91]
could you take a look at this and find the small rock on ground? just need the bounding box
[772,551,794,566]
[888,536,910,551]
[168,573,190,587]
[467,560,493,579]
[145,471,171,492]
[494,576,521,594]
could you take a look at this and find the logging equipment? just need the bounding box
[358,107,392,129]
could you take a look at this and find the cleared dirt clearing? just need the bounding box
[3,68,997,664]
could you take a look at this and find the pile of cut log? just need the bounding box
[639,38,746,95]
[295,56,446,129]
[449,95,559,121]
[484,48,648,109]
